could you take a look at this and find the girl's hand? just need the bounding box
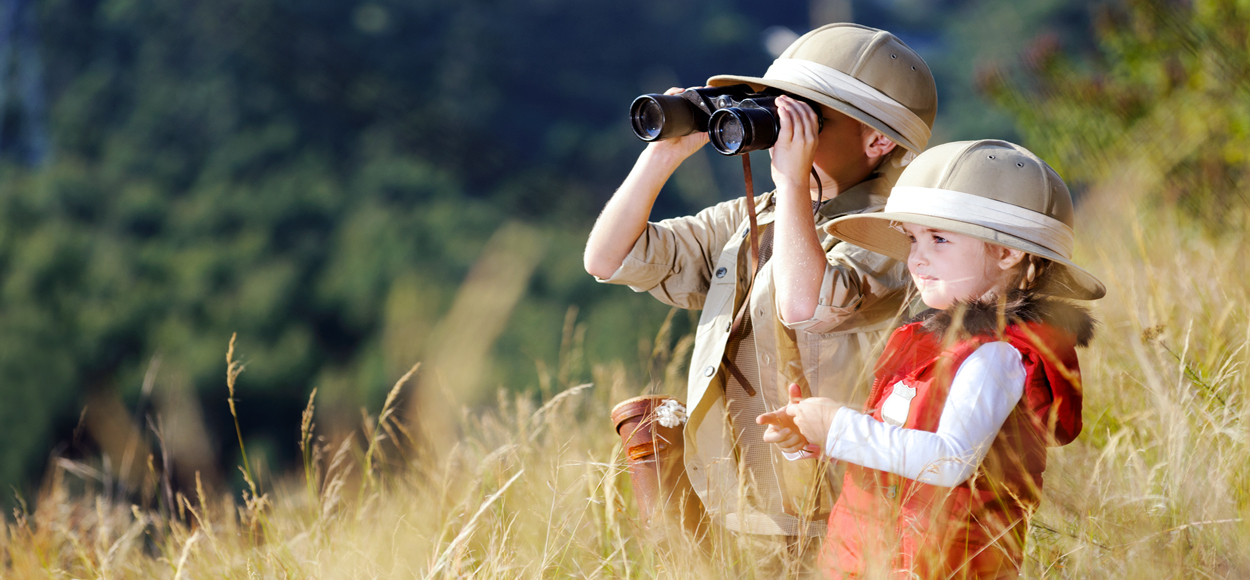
[769,95,819,194]
[758,411,808,453]
[643,87,709,164]
[783,391,845,452]
[757,383,813,454]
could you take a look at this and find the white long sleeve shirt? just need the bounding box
[793,342,1026,487]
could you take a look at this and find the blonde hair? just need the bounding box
[1013,254,1052,293]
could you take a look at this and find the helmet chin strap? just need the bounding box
[812,167,824,211]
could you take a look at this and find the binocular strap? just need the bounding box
[722,153,763,397]
[719,160,824,399]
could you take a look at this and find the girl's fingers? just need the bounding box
[763,426,792,443]
[757,410,784,425]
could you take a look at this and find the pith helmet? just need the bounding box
[707,23,937,153]
[826,140,1106,300]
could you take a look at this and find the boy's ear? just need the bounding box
[862,128,896,162]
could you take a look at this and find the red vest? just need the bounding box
[820,321,1083,580]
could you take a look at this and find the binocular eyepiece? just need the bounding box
[629,84,823,156]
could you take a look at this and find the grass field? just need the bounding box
[1,184,1248,579]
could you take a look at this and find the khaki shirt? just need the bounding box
[598,175,910,535]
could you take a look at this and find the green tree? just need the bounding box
[984,0,1250,231]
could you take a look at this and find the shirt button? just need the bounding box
[762,355,771,365]
[715,267,727,278]
[703,365,716,377]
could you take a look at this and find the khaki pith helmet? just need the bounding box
[707,23,937,153]
[826,140,1106,300]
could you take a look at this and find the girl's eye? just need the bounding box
[932,235,948,243]
[906,235,916,243]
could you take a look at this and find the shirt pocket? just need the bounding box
[799,325,894,407]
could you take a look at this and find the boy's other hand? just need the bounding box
[769,94,819,193]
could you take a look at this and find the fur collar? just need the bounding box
[914,291,1096,347]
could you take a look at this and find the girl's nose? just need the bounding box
[908,246,928,268]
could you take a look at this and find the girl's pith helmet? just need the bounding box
[826,139,1106,300]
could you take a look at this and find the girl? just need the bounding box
[757,140,1105,579]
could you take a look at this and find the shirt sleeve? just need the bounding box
[822,342,1027,486]
[594,197,747,311]
[780,243,910,334]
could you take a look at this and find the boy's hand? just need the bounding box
[643,87,709,165]
[757,384,815,455]
[769,95,820,193]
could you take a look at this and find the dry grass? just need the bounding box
[1,195,1248,579]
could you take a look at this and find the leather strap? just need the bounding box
[719,161,823,398]
[721,153,761,397]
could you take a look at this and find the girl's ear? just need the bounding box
[993,245,1027,272]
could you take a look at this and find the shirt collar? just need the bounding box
[815,174,890,221]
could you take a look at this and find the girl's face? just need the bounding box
[902,223,1025,310]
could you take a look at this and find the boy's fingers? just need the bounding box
[788,383,803,404]
[778,104,794,142]
[796,102,812,135]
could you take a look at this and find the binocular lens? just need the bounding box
[709,107,777,156]
[634,100,665,141]
[712,115,745,153]
[630,94,700,142]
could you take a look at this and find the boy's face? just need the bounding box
[902,223,1020,310]
[809,106,892,194]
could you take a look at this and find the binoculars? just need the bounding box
[629,84,823,156]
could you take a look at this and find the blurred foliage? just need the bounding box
[0,0,790,492]
[984,0,1250,231]
[3,0,1224,497]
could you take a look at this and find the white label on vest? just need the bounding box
[881,381,917,427]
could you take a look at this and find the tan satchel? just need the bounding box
[610,395,706,539]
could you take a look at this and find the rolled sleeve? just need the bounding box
[593,223,680,291]
[594,198,747,310]
[781,243,906,334]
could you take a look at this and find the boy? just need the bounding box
[585,23,937,557]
